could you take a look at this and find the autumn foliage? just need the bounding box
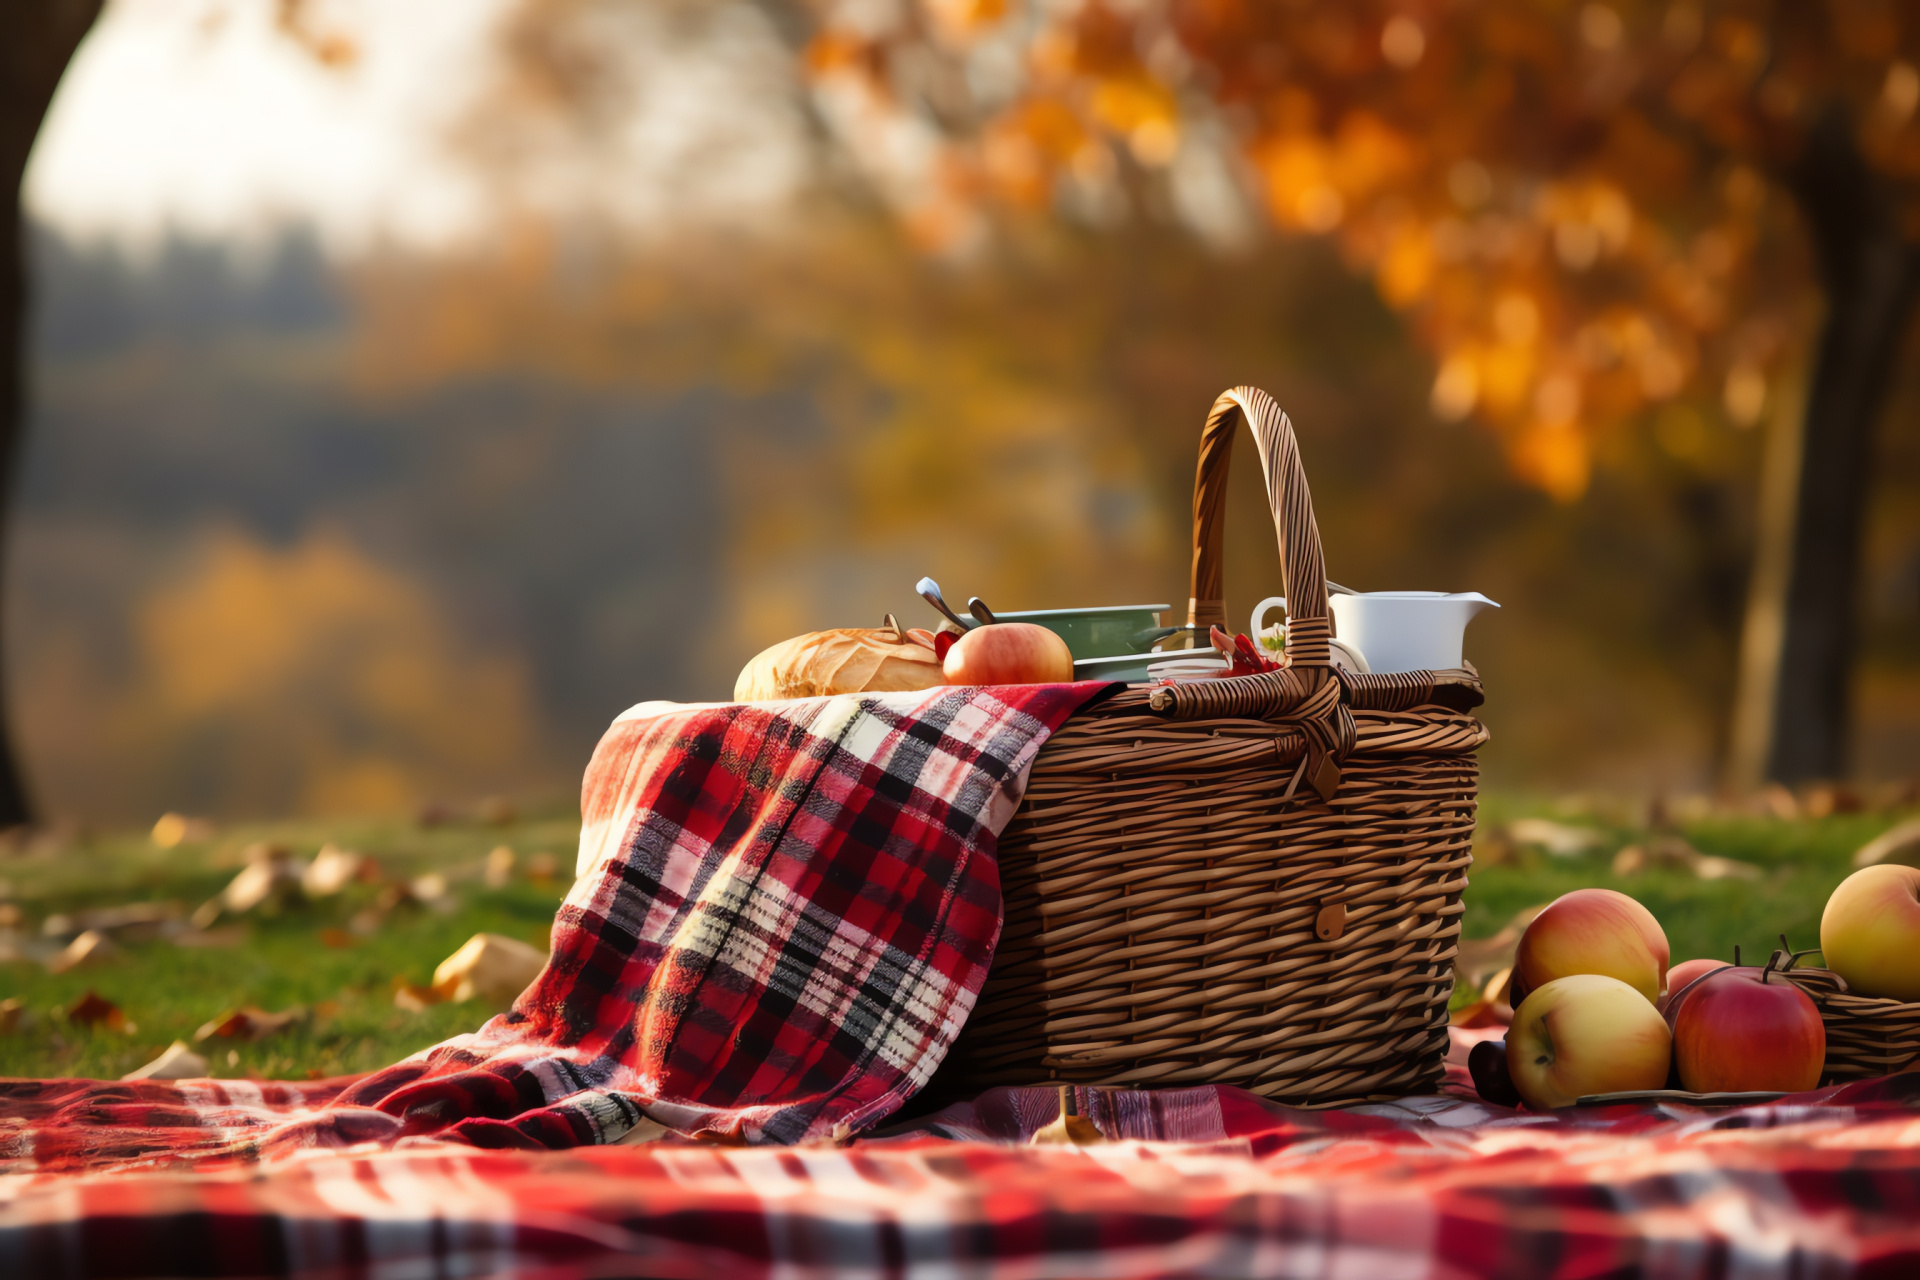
[808,0,1920,499]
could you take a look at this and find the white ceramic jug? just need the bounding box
[1253,591,1498,675]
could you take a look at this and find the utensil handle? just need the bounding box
[1187,387,1333,669]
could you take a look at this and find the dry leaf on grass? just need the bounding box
[67,990,133,1033]
[47,930,116,974]
[303,844,379,896]
[0,997,24,1035]
[1453,905,1547,989]
[432,933,547,1006]
[1855,818,1920,870]
[193,1006,308,1043]
[392,978,443,1012]
[122,1040,208,1081]
[484,846,515,887]
[1505,819,1604,858]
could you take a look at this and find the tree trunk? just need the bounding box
[1,0,104,826]
[1728,110,1920,789]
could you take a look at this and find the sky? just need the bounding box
[24,0,810,255]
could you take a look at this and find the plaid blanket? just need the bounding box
[4,1071,1919,1277]
[0,685,1106,1173]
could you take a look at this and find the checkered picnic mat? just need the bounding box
[0,684,1107,1173]
[5,1073,1920,1277]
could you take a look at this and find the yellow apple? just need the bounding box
[1506,973,1672,1109]
[1511,888,1670,1006]
[1821,865,1920,1001]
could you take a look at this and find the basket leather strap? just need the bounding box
[1148,669,1355,803]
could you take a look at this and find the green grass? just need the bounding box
[0,814,577,1081]
[1461,798,1905,972]
[0,798,1908,1080]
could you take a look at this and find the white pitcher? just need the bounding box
[1253,591,1498,675]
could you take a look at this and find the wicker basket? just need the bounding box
[938,387,1488,1108]
[1786,967,1920,1081]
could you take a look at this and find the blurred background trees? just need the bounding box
[9,0,1920,822]
[4,0,103,824]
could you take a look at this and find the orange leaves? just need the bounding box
[1252,111,1415,236]
[923,0,1010,43]
[794,0,1919,499]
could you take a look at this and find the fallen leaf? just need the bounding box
[431,932,548,1006]
[484,846,516,887]
[1506,818,1604,858]
[1453,905,1547,988]
[0,997,23,1034]
[47,930,116,974]
[1854,817,1920,869]
[1449,999,1510,1029]
[221,847,304,914]
[1693,854,1762,882]
[303,844,377,897]
[193,1006,307,1043]
[319,928,354,949]
[122,1040,209,1081]
[392,980,443,1013]
[409,873,449,903]
[67,990,133,1033]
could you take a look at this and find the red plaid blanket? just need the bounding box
[0,685,1106,1172]
[4,1072,1919,1276]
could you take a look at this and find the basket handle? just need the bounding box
[1187,387,1332,668]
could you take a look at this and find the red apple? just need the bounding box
[1507,973,1672,1109]
[1657,958,1732,1015]
[1669,965,1825,1094]
[942,623,1074,686]
[1820,865,1920,1001]
[1511,888,1670,1007]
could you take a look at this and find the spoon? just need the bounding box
[967,597,1000,626]
[915,577,972,631]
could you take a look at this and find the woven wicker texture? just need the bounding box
[1787,968,1920,1081]
[945,387,1487,1107]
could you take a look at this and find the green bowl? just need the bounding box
[966,604,1178,659]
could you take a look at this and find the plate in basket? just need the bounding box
[1574,1088,1787,1107]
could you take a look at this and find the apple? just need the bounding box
[1657,958,1731,1015]
[1511,888,1670,1007]
[1506,973,1672,1109]
[1820,865,1920,1001]
[1669,965,1825,1094]
[942,623,1075,686]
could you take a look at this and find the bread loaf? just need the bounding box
[734,618,944,701]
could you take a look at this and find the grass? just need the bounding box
[1457,795,1906,1010]
[0,797,1908,1080]
[0,813,578,1081]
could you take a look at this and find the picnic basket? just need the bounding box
[939,386,1489,1108]
[1785,967,1920,1081]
